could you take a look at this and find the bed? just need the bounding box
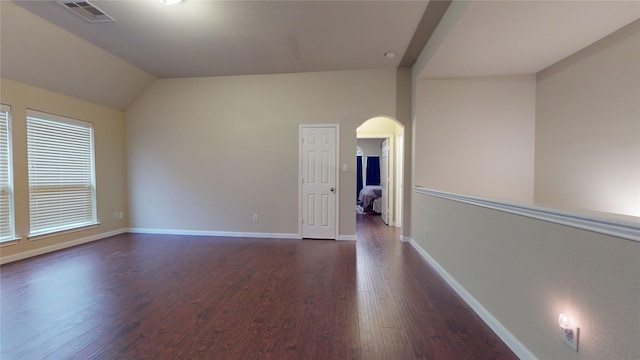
[358,185,382,212]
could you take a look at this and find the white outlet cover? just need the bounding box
[562,327,579,352]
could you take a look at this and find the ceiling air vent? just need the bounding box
[58,1,115,23]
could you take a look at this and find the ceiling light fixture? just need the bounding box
[384,51,396,59]
[160,0,183,5]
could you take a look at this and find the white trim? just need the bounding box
[127,228,300,240]
[0,228,126,265]
[0,104,15,242]
[357,132,399,227]
[299,124,340,240]
[298,126,303,238]
[335,124,341,240]
[26,108,92,128]
[395,131,404,229]
[414,187,640,243]
[336,234,357,241]
[28,222,100,241]
[0,237,21,247]
[356,133,394,139]
[407,238,537,360]
[399,235,410,243]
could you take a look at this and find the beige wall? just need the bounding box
[357,138,382,158]
[396,68,412,238]
[0,1,155,111]
[410,19,640,360]
[0,78,128,259]
[414,75,536,203]
[535,19,640,218]
[126,69,406,237]
[357,116,402,137]
[411,192,639,360]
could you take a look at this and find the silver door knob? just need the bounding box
[330,187,335,192]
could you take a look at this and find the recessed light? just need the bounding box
[160,0,183,5]
[384,51,396,59]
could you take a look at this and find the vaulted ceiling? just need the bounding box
[9,0,432,78]
[417,0,640,79]
[1,0,638,110]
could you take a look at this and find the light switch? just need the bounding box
[342,164,348,172]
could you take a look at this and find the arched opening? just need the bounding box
[356,116,404,229]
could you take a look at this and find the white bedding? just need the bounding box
[358,185,382,212]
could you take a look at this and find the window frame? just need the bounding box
[26,109,98,238]
[0,104,16,243]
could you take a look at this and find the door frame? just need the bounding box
[298,124,340,239]
[395,131,404,228]
[357,133,395,226]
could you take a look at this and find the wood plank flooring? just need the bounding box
[0,215,517,359]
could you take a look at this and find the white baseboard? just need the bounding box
[127,228,300,240]
[400,235,411,243]
[0,228,127,265]
[336,234,357,241]
[408,238,537,360]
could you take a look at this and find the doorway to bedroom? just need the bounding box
[356,117,404,230]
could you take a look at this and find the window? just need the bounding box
[0,104,15,242]
[27,110,97,237]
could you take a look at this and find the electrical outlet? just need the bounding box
[562,326,579,352]
[118,212,123,219]
[113,212,118,220]
[253,214,259,222]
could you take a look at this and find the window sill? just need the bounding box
[0,237,21,247]
[28,222,101,242]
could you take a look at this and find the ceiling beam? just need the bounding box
[400,0,452,68]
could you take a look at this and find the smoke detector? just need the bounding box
[58,1,115,23]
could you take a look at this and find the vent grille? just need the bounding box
[58,1,115,23]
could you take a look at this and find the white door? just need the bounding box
[301,126,337,239]
[381,139,389,225]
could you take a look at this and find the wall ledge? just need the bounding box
[414,187,640,242]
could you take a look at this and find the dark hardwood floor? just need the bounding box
[0,215,517,359]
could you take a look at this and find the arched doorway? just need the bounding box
[356,116,404,228]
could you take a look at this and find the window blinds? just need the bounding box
[27,110,97,237]
[0,105,13,241]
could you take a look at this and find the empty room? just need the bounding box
[1,1,639,359]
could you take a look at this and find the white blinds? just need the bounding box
[0,105,14,241]
[27,110,97,237]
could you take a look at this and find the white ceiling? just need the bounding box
[12,0,429,78]
[2,0,639,110]
[419,0,640,79]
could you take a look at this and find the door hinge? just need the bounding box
[302,218,304,224]
[302,178,304,184]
